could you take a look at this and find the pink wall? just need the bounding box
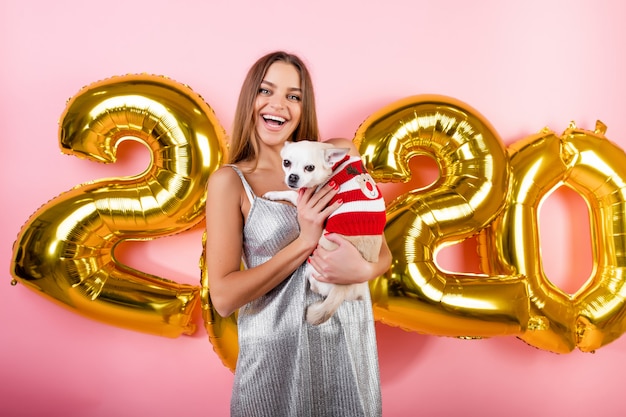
[2,1,626,416]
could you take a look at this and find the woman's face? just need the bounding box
[254,61,303,147]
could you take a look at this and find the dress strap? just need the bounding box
[226,164,255,204]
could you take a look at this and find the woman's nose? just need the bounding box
[269,96,285,109]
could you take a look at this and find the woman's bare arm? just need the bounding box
[205,166,340,317]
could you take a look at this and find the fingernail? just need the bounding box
[336,198,343,204]
[328,180,336,188]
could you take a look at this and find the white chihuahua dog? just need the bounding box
[264,140,386,325]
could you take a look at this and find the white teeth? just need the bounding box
[263,115,286,123]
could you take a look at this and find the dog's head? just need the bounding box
[280,141,350,189]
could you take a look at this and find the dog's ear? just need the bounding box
[280,141,293,157]
[324,148,350,166]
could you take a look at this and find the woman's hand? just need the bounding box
[309,233,389,284]
[295,182,341,249]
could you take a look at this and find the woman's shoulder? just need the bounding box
[208,164,243,190]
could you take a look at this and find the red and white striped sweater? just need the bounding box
[325,156,386,236]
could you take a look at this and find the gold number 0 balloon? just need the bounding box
[480,122,626,353]
[10,74,225,337]
[355,95,531,338]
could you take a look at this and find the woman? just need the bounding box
[205,50,391,417]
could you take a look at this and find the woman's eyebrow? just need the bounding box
[260,79,302,92]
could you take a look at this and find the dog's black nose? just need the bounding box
[288,174,299,185]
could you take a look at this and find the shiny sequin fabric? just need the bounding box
[228,165,382,417]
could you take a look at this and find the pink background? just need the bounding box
[2,1,626,416]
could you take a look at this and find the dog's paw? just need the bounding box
[263,190,298,205]
[263,191,281,201]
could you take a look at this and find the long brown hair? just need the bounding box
[228,51,320,164]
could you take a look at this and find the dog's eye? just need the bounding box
[305,165,315,172]
[283,160,291,168]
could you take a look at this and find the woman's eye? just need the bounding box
[288,94,301,102]
[259,88,270,95]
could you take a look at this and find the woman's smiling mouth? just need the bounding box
[262,114,286,126]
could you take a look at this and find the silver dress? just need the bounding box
[229,166,382,417]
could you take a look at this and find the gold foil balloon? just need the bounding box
[200,231,239,371]
[10,74,226,337]
[355,95,530,338]
[480,121,626,353]
[13,77,626,358]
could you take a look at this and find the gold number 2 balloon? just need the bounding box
[355,95,531,339]
[10,74,225,337]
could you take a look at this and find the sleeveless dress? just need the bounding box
[229,165,382,417]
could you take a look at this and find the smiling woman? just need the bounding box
[203,50,391,417]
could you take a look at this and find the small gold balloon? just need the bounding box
[200,231,239,371]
